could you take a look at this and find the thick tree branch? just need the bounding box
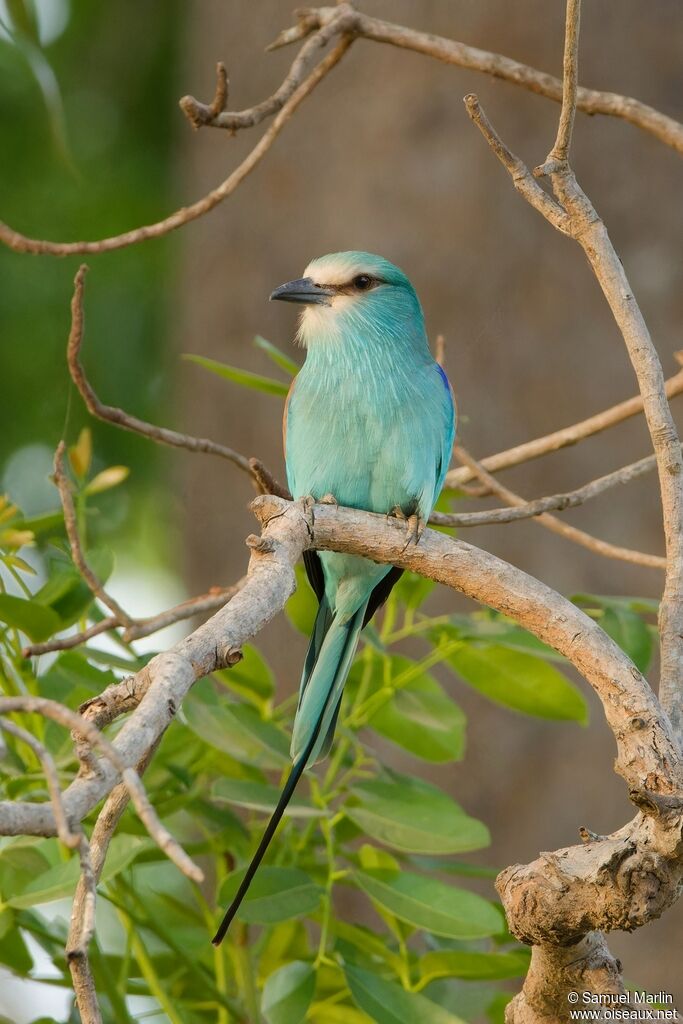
[2,500,679,838]
[464,1,683,1014]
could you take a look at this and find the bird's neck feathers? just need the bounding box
[297,289,432,375]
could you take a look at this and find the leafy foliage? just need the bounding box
[0,431,657,1022]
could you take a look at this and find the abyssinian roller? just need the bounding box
[213,252,455,944]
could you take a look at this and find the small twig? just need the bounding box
[53,442,133,626]
[209,62,229,119]
[67,266,255,477]
[0,718,78,848]
[69,834,97,959]
[464,94,571,235]
[547,0,580,165]
[454,446,665,570]
[431,450,663,529]
[23,579,246,658]
[23,619,117,658]
[180,7,356,131]
[248,458,291,501]
[445,353,683,489]
[0,697,203,883]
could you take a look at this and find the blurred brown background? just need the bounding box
[173,0,683,1004]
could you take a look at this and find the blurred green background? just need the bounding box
[0,0,181,568]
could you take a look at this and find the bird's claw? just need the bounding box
[388,506,425,549]
[403,513,426,549]
[319,493,338,505]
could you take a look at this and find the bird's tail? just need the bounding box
[291,599,368,767]
[211,600,367,946]
[211,726,316,946]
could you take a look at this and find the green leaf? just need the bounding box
[418,949,530,983]
[215,643,274,707]
[345,963,467,1024]
[184,354,289,396]
[354,871,502,940]
[218,867,322,925]
[254,335,299,376]
[184,681,289,768]
[441,638,588,723]
[262,961,315,1024]
[34,549,114,627]
[571,597,656,674]
[345,776,489,855]
[7,837,149,909]
[211,778,323,818]
[0,912,32,973]
[285,564,319,635]
[0,594,61,642]
[368,659,465,762]
[601,606,653,673]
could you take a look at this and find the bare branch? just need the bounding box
[547,0,580,165]
[53,441,133,626]
[271,6,683,153]
[179,7,356,131]
[462,3,683,1013]
[0,35,353,255]
[23,619,119,658]
[432,450,662,529]
[445,353,683,489]
[66,744,159,1024]
[464,90,683,733]
[453,446,666,569]
[67,266,254,477]
[463,95,571,235]
[23,579,247,658]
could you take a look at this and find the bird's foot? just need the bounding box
[403,513,426,549]
[388,506,425,548]
[319,493,338,506]
[299,495,316,536]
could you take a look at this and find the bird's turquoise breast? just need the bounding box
[286,351,449,517]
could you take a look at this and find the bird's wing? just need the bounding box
[282,374,297,455]
[431,363,457,509]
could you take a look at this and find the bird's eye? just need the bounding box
[353,274,373,291]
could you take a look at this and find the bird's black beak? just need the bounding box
[269,277,333,305]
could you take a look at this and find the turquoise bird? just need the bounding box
[213,252,455,944]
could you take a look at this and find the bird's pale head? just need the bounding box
[270,251,425,349]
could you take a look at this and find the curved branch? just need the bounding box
[257,5,683,153]
[0,33,352,255]
[66,265,288,497]
[1,499,679,841]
